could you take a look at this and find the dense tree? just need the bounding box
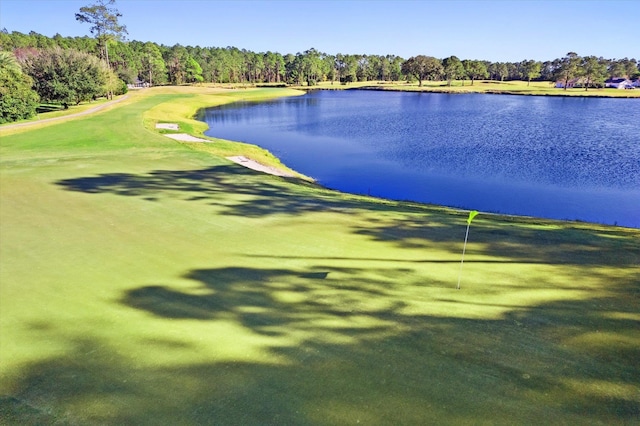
[75,0,127,62]
[333,53,346,83]
[369,56,383,81]
[356,54,399,82]
[21,47,112,107]
[226,47,247,83]
[555,52,581,90]
[462,59,488,85]
[0,49,20,70]
[401,55,442,86]
[357,55,375,81]
[209,48,233,83]
[0,28,10,49]
[488,62,509,81]
[442,56,464,86]
[539,60,557,81]
[364,55,383,81]
[134,41,166,85]
[286,53,303,85]
[608,57,638,79]
[520,59,541,85]
[76,0,127,97]
[0,51,39,123]
[387,55,404,81]
[244,51,261,83]
[108,40,139,83]
[607,60,626,79]
[343,54,359,83]
[23,31,55,49]
[331,53,357,84]
[300,48,324,86]
[620,58,638,78]
[581,56,608,90]
[185,56,204,83]
[2,29,637,91]
[165,44,190,85]
[262,51,284,83]
[322,54,335,83]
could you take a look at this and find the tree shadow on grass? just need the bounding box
[353,213,640,267]
[44,157,640,424]
[122,266,412,331]
[56,164,640,268]
[4,263,638,424]
[55,164,369,219]
[124,263,640,422]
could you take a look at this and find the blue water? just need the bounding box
[200,90,640,228]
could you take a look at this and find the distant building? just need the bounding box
[127,79,149,89]
[555,77,590,89]
[605,78,634,89]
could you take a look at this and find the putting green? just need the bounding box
[1,87,638,425]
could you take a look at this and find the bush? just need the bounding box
[115,79,128,96]
[21,47,109,107]
[0,61,39,123]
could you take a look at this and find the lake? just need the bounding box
[199,90,640,228]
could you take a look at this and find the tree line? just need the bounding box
[4,29,638,86]
[1,29,639,123]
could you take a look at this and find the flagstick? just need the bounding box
[456,210,478,290]
[456,222,471,290]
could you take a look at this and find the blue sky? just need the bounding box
[0,0,636,62]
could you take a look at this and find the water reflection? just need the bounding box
[199,91,640,227]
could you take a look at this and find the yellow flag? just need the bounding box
[467,210,479,225]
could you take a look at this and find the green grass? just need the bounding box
[140,85,311,177]
[1,86,638,425]
[300,79,640,97]
[26,97,117,121]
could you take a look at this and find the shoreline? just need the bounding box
[5,85,634,228]
[192,88,638,229]
[289,79,640,98]
[350,85,640,98]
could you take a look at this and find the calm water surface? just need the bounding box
[200,90,640,228]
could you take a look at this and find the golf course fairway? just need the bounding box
[1,86,638,425]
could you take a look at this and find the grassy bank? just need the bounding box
[1,86,638,425]
[142,85,311,179]
[297,79,640,97]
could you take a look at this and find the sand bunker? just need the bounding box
[155,123,179,130]
[164,133,211,142]
[161,131,294,177]
[226,156,296,177]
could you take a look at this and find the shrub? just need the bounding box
[0,53,39,123]
[21,47,110,107]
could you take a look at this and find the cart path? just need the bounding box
[1,95,130,130]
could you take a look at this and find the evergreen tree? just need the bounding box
[555,52,581,90]
[442,56,464,86]
[581,56,608,90]
[520,60,541,86]
[76,0,127,97]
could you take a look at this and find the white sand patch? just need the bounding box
[164,133,211,142]
[155,123,179,130]
[226,156,296,177]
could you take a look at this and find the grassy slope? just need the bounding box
[142,86,312,179]
[0,87,638,425]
